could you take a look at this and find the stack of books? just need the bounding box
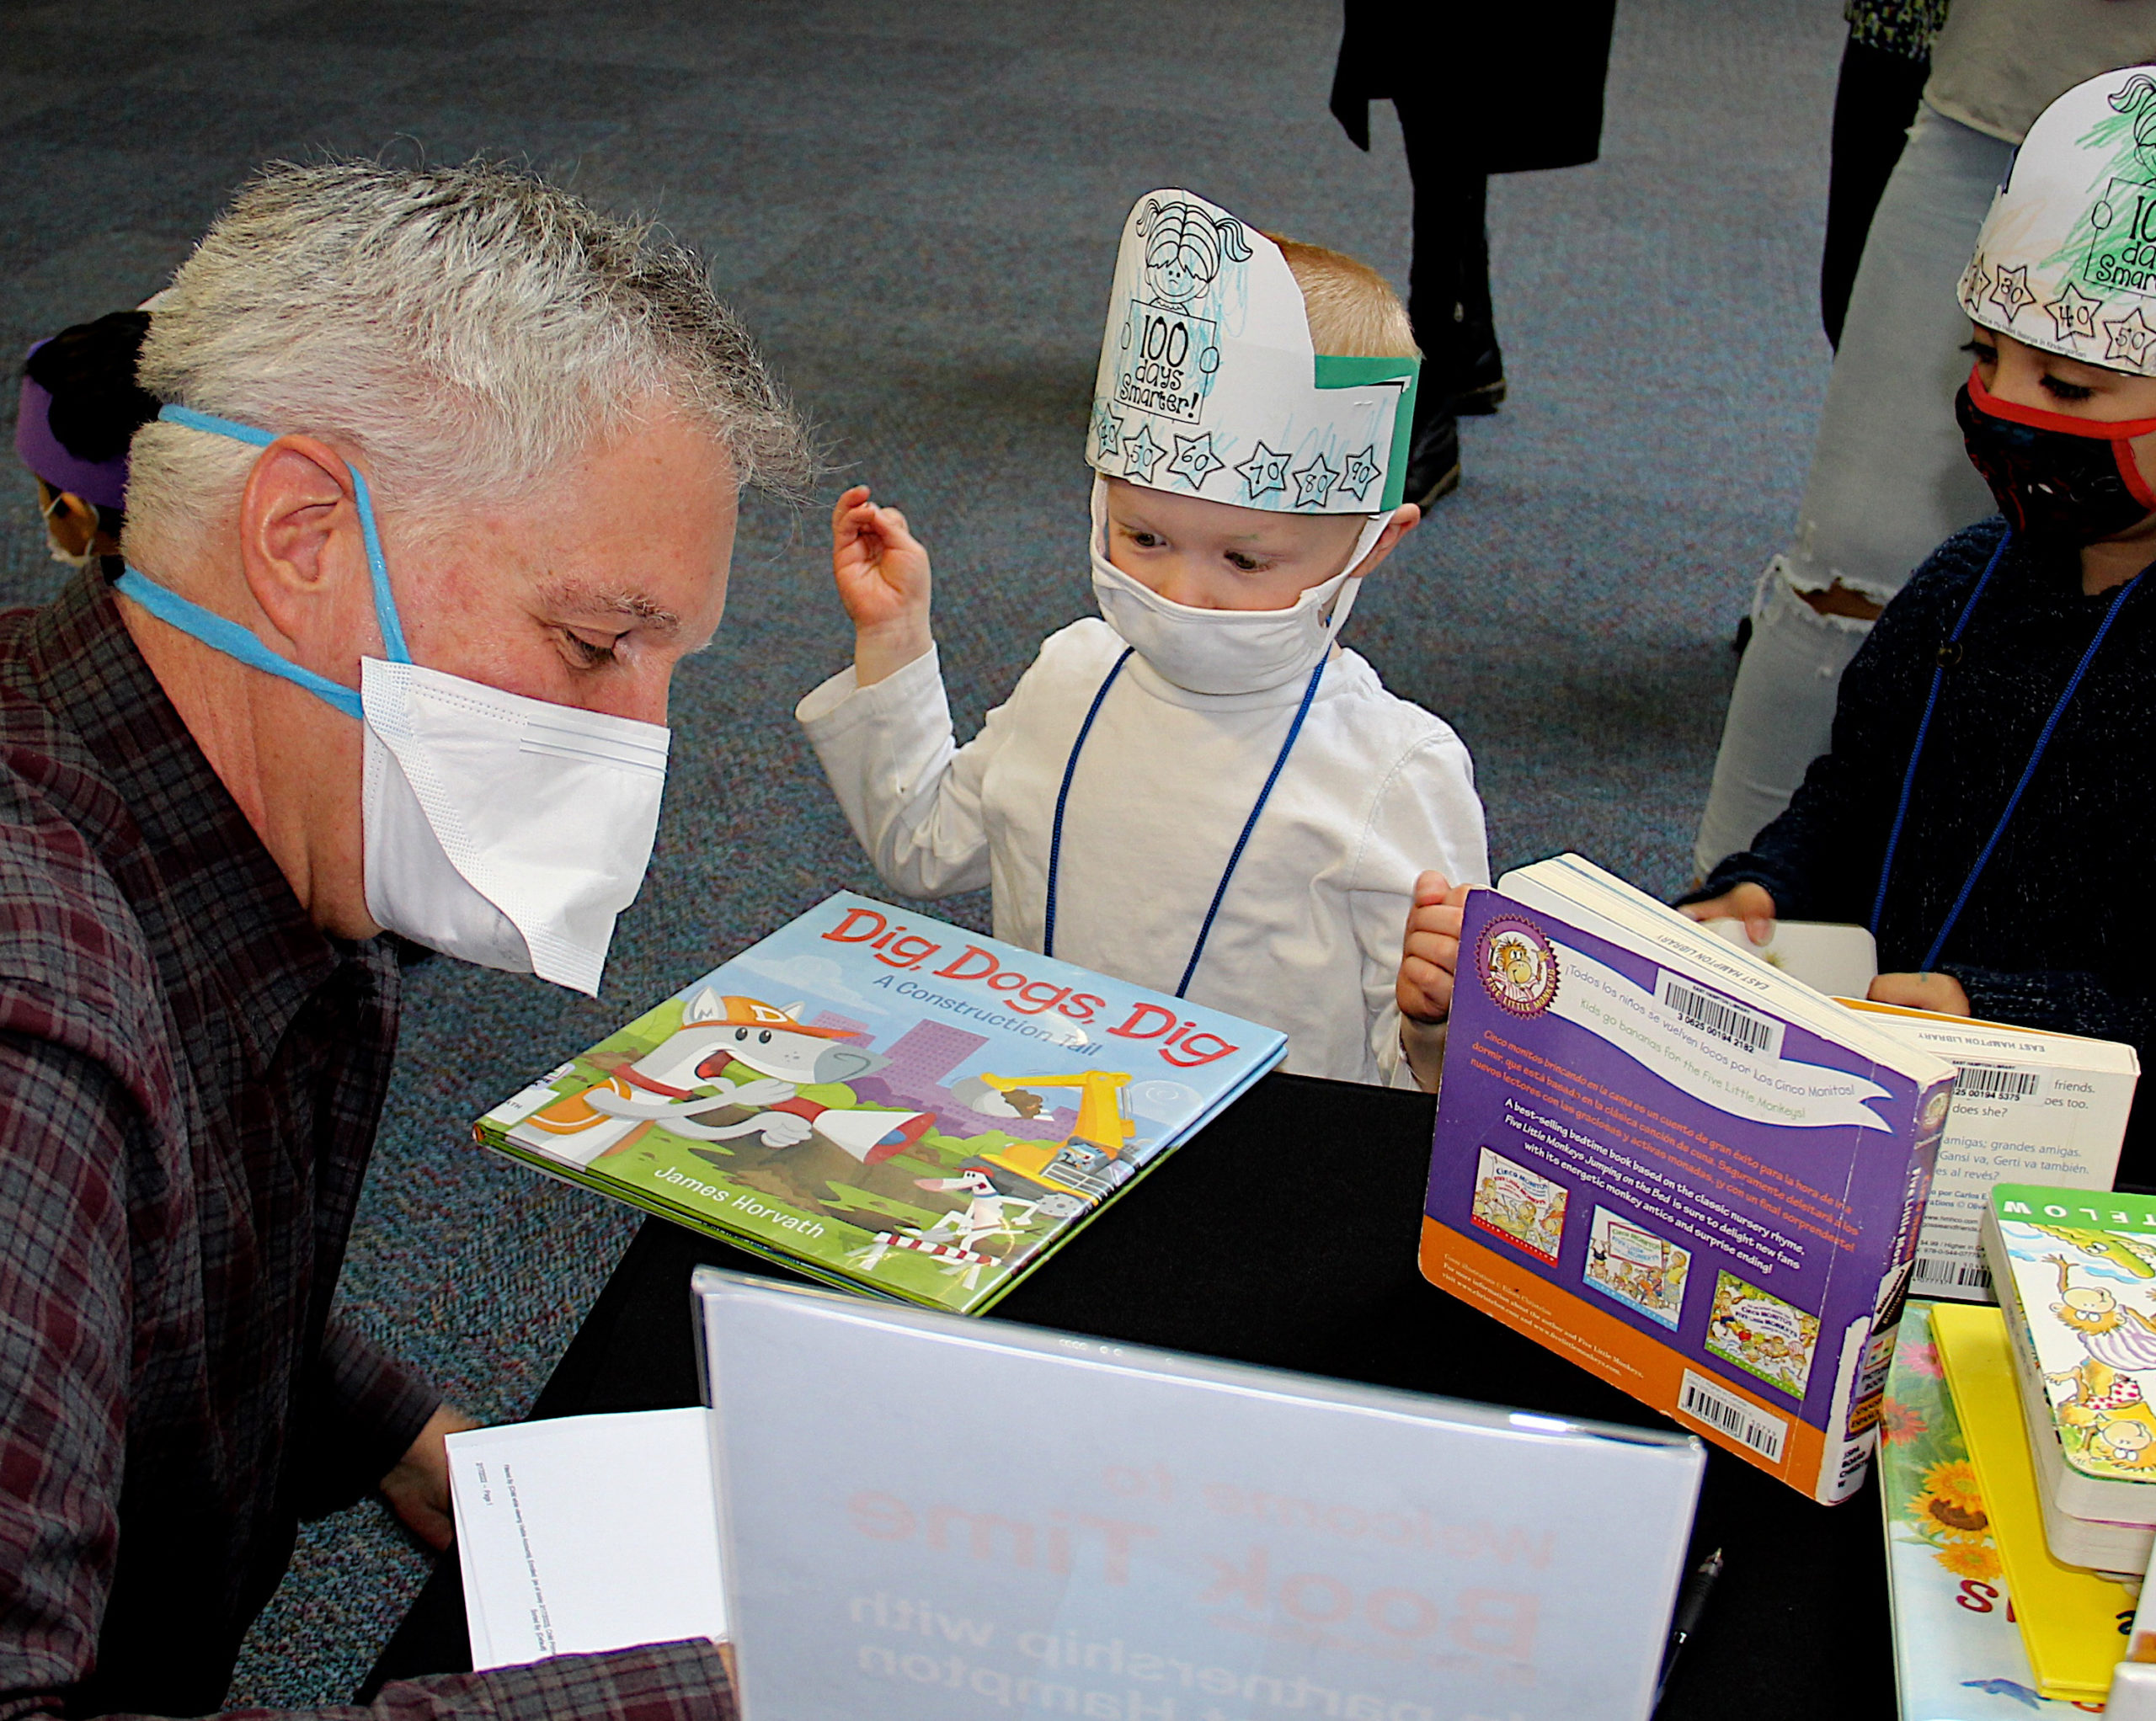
[1877,1182,2156,1711]
[1881,1302,2119,1718]
[1404,855,2146,1708]
[1983,1184,2156,1579]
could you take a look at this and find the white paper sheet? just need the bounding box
[1702,915,1878,999]
[447,1407,725,1670]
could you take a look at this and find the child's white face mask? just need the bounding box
[1086,477,1387,695]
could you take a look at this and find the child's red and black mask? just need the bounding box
[1956,364,2156,545]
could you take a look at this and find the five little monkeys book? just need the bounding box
[1422,855,1961,1504]
[474,892,1286,1315]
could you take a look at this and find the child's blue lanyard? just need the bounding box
[1870,528,2142,969]
[1043,649,1327,999]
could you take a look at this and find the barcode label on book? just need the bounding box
[1656,974,1782,1059]
[1951,1063,2041,1104]
[1913,1255,1993,1292]
[1677,1369,1787,1463]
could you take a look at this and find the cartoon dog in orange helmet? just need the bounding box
[509,991,933,1169]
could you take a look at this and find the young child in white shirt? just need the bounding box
[797,189,1486,1089]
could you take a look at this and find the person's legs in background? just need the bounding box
[1692,103,2010,878]
[1395,99,1497,507]
[1443,172,1504,414]
[1821,34,1932,349]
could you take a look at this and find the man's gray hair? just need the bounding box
[125,158,812,565]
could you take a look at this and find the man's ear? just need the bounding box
[235,435,363,648]
[1348,503,1422,580]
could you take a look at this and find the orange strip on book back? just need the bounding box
[1421,1214,1831,1495]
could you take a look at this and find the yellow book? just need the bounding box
[1932,1303,2137,1701]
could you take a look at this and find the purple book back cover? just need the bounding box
[1421,888,1950,1499]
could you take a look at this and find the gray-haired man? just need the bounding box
[0,160,808,1719]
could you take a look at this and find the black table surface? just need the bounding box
[363,1070,1894,1718]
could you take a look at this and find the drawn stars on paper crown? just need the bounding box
[1121,420,1166,485]
[1127,420,1394,514]
[2108,306,2156,368]
[1234,441,1292,501]
[1167,431,1223,488]
[1092,401,1121,464]
[1292,452,1339,509]
[2046,280,2102,344]
[1339,445,1382,500]
[1961,248,2156,368]
[1097,413,1382,509]
[1988,263,2036,322]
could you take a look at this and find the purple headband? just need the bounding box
[16,338,131,514]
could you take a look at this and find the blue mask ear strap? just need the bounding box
[347,464,410,663]
[160,404,275,447]
[154,403,413,665]
[114,567,364,720]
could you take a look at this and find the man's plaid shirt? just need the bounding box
[0,573,731,1720]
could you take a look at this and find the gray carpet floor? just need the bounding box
[0,0,1840,1703]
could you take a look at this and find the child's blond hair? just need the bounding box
[1267,235,1419,360]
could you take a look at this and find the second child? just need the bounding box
[798,189,1486,1089]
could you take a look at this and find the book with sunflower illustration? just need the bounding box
[1932,1301,2138,1702]
[1421,855,1957,1505]
[1881,1302,2102,1717]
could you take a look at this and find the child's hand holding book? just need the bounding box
[1398,870,1472,1092]
[1682,883,1969,1013]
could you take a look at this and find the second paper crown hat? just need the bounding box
[1961,67,2156,376]
[1086,189,1420,514]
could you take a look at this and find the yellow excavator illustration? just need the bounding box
[952,1069,1139,1203]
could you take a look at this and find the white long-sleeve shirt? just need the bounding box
[795,619,1490,1086]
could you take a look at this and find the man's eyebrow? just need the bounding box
[537,582,681,632]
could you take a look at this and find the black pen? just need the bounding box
[1652,1547,1725,1713]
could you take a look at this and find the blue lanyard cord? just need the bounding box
[1042,649,1328,1000]
[154,404,413,666]
[1869,531,2010,935]
[1915,573,2140,970]
[1172,658,1327,999]
[113,567,365,720]
[1042,648,1132,960]
[1871,528,2144,970]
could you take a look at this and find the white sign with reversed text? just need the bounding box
[698,1272,1704,1721]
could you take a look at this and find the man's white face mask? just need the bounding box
[115,405,670,996]
[1085,477,1389,695]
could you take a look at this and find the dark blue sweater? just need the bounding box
[1693,516,2156,1186]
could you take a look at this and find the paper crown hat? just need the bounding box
[1961,68,2156,377]
[1086,189,1419,514]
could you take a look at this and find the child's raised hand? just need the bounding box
[832,484,934,686]
[1398,870,1473,1093]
